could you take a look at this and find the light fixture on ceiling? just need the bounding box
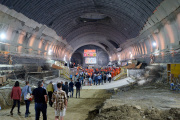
[153,42,156,47]
[0,33,6,39]
[48,49,52,55]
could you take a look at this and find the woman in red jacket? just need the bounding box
[10,81,21,115]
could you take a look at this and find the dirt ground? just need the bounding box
[0,89,111,120]
[93,83,180,120]
[1,81,180,120]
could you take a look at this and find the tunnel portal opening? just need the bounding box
[70,45,109,68]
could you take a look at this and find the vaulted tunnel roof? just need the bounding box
[0,0,164,53]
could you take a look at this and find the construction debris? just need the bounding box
[93,105,180,120]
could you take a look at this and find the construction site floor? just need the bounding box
[0,89,111,120]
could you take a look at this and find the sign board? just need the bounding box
[85,58,96,64]
[84,50,96,53]
[84,53,96,57]
[84,49,96,57]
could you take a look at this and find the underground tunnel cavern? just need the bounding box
[0,0,180,120]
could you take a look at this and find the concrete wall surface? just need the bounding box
[118,0,180,64]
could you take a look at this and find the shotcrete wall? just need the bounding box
[0,5,72,62]
[118,2,180,65]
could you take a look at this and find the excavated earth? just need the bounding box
[1,80,180,120]
[90,83,180,120]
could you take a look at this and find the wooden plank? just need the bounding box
[52,64,63,70]
[136,63,142,69]
[0,78,3,84]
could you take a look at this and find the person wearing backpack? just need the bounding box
[21,81,32,117]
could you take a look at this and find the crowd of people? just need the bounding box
[72,66,121,86]
[9,67,121,120]
[10,79,82,120]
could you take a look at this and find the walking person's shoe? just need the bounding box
[10,111,13,115]
[25,114,28,118]
[18,111,21,115]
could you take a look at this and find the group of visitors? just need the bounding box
[72,69,114,86]
[10,80,69,120]
[10,81,33,117]
[9,67,120,120]
[70,66,121,87]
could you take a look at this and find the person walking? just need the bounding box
[32,81,48,120]
[10,81,21,115]
[98,74,101,85]
[93,74,96,85]
[75,79,81,98]
[89,76,92,86]
[69,79,74,98]
[21,81,32,117]
[54,82,58,92]
[108,73,112,83]
[42,80,46,90]
[46,81,54,107]
[103,73,107,83]
[52,83,67,120]
[64,82,69,99]
[81,75,84,85]
[61,81,65,91]
[95,75,98,85]
[100,73,103,85]
[70,74,73,79]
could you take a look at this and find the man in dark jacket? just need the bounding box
[64,82,69,99]
[32,81,48,120]
[69,79,74,98]
[75,79,81,98]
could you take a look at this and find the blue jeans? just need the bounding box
[70,87,74,97]
[25,100,30,114]
[35,103,47,120]
[76,88,80,98]
[96,80,98,85]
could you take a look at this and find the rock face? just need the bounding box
[92,105,180,120]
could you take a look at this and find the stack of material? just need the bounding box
[52,64,63,70]
[0,75,6,85]
[0,79,2,85]
[136,63,142,69]
[125,64,136,69]
[37,66,42,72]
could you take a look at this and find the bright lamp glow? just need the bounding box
[153,42,156,47]
[48,49,52,55]
[0,33,6,39]
[130,54,133,58]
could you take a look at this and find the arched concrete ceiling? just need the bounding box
[69,33,117,54]
[71,42,111,57]
[0,0,164,54]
